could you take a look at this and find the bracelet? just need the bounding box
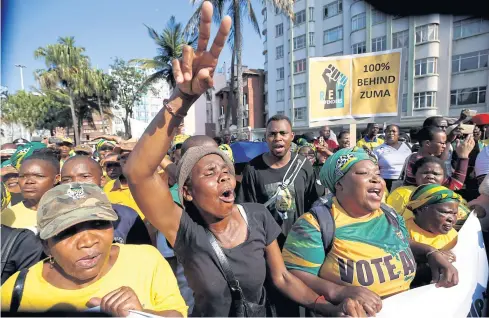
[426,249,440,259]
[163,99,186,119]
[313,295,325,314]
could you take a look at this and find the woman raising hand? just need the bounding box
[124,2,365,317]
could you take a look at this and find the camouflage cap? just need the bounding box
[37,183,118,240]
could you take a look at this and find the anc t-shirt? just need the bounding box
[1,202,38,233]
[387,185,470,221]
[283,197,416,298]
[1,244,187,316]
[236,154,318,242]
[406,218,458,251]
[103,178,144,220]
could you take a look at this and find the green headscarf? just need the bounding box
[319,146,377,193]
[10,142,46,170]
[407,184,463,211]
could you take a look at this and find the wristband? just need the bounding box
[313,295,325,314]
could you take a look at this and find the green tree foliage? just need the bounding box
[110,57,148,138]
[2,91,66,135]
[130,16,198,89]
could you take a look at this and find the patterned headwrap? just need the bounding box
[319,146,377,193]
[10,142,46,170]
[1,182,11,211]
[219,144,234,163]
[96,139,116,152]
[407,184,463,211]
[290,142,298,153]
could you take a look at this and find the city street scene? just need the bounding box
[1,0,489,316]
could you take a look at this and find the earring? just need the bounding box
[49,256,55,268]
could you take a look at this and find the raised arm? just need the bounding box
[124,2,231,246]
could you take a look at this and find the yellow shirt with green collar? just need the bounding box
[357,136,384,150]
[405,218,458,251]
[103,178,144,220]
[283,197,415,298]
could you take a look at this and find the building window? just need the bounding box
[294,107,306,120]
[450,86,486,106]
[277,67,284,80]
[293,59,307,73]
[275,6,280,15]
[372,9,386,25]
[414,57,438,76]
[293,34,306,50]
[276,45,284,59]
[277,111,285,115]
[309,32,315,46]
[295,10,306,25]
[352,41,366,54]
[371,36,386,52]
[415,24,439,44]
[326,51,343,57]
[277,89,284,102]
[401,94,408,113]
[264,10,267,22]
[294,83,307,98]
[323,0,343,19]
[414,91,436,109]
[352,13,366,31]
[452,50,489,73]
[392,30,409,49]
[453,18,489,40]
[324,26,343,44]
[309,7,314,21]
[275,23,283,37]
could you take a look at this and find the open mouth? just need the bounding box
[76,253,102,269]
[442,224,453,231]
[219,189,235,203]
[367,188,382,201]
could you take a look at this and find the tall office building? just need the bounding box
[261,0,489,135]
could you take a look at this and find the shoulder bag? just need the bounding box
[205,229,268,317]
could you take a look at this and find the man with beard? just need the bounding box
[237,115,318,246]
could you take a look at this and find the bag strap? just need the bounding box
[309,195,336,256]
[10,268,28,313]
[1,229,25,277]
[264,154,306,208]
[380,203,401,230]
[205,230,243,296]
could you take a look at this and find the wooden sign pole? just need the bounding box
[349,123,357,145]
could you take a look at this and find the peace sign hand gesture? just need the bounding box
[172,1,231,97]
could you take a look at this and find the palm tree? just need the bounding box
[34,36,92,144]
[88,69,114,133]
[130,17,198,90]
[186,0,294,132]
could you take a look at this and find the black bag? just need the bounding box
[10,268,28,312]
[205,229,268,317]
[1,229,25,278]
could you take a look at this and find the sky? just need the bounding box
[1,0,265,93]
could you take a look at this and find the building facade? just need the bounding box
[260,0,489,138]
[213,68,266,138]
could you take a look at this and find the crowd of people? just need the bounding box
[1,3,488,317]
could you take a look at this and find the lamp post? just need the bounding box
[14,64,26,90]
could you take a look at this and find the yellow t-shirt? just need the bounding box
[103,179,144,220]
[387,186,416,220]
[283,198,415,298]
[1,244,187,316]
[0,202,38,232]
[356,137,384,150]
[406,218,458,251]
